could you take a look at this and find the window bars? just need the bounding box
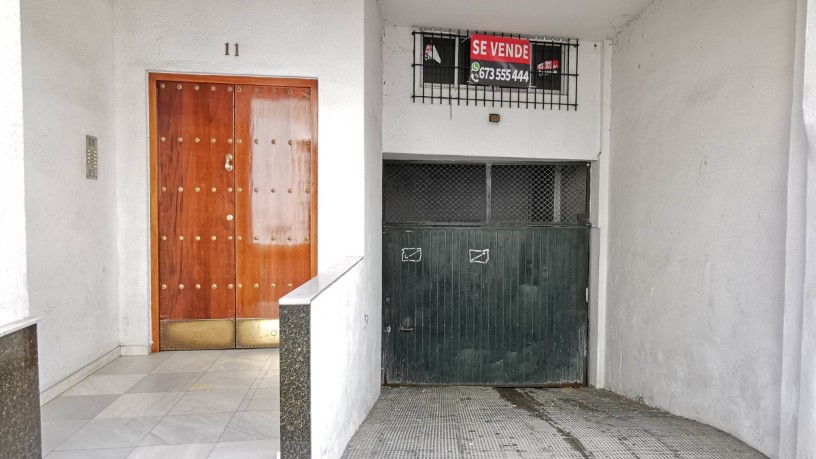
[413,28,579,110]
[383,162,590,226]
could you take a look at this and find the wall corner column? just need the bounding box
[0,0,30,327]
[780,0,816,457]
[589,38,613,388]
[0,4,41,457]
[794,0,816,455]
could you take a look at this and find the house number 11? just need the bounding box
[225,43,239,57]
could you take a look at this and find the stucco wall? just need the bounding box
[787,0,816,456]
[114,0,368,349]
[352,0,385,446]
[606,0,796,455]
[309,259,372,458]
[588,40,613,388]
[306,5,382,453]
[382,26,602,160]
[779,1,809,457]
[20,0,119,390]
[307,5,384,456]
[363,0,384,389]
[0,0,29,328]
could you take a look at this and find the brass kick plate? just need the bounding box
[236,319,280,348]
[160,319,236,350]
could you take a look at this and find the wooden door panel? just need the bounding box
[234,85,314,347]
[157,81,236,349]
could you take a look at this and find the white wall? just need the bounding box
[588,40,612,387]
[781,0,816,456]
[20,0,119,391]
[308,258,377,458]
[382,26,602,160]
[606,0,796,455]
[350,0,385,447]
[0,0,29,328]
[779,0,809,456]
[312,3,383,455]
[309,5,382,455]
[363,0,384,387]
[114,0,368,349]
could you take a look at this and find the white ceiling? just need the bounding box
[376,0,655,41]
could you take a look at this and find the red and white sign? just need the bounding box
[537,60,560,73]
[470,35,531,64]
[469,35,531,88]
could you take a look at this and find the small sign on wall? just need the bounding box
[469,34,531,88]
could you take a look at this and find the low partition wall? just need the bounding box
[280,256,379,459]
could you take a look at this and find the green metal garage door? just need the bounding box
[382,162,591,387]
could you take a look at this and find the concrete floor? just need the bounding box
[343,386,766,459]
[39,349,280,458]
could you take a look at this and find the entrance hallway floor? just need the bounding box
[40,349,280,458]
[343,386,766,458]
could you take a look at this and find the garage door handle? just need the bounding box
[399,327,414,333]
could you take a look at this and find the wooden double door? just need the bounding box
[153,76,317,351]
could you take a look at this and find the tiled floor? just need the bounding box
[41,349,280,458]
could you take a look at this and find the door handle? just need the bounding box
[224,154,234,172]
[399,327,414,333]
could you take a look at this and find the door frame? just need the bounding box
[148,72,318,353]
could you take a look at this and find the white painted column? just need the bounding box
[0,0,30,327]
[589,39,612,388]
[781,0,816,457]
[795,0,816,454]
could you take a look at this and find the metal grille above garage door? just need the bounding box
[383,161,591,387]
[383,162,589,225]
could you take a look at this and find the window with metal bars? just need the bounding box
[422,36,456,85]
[412,28,579,110]
[383,162,590,226]
[531,43,563,91]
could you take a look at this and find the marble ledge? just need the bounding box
[0,316,41,339]
[279,256,363,306]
